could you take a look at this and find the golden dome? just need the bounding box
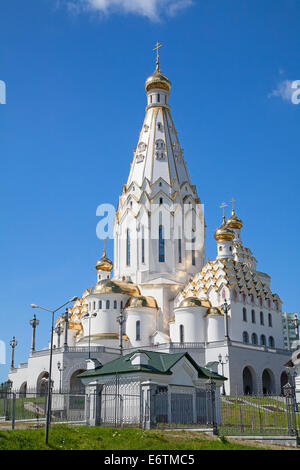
[214,218,235,242]
[226,209,243,229]
[126,296,158,309]
[95,250,113,272]
[91,279,140,296]
[178,297,211,309]
[145,65,171,93]
[205,307,223,317]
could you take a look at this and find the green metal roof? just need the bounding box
[78,349,226,381]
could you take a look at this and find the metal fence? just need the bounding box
[0,390,87,428]
[219,384,299,437]
[1,381,299,439]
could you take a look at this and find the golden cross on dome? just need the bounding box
[220,202,227,222]
[153,41,163,69]
[230,197,236,211]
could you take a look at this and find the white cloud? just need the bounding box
[66,0,193,21]
[268,80,294,103]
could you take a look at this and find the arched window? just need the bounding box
[157,94,160,102]
[268,313,272,327]
[242,331,249,344]
[93,301,96,310]
[260,334,266,346]
[251,310,256,324]
[159,224,165,262]
[219,246,223,252]
[106,300,110,309]
[179,324,184,343]
[120,301,123,310]
[243,308,247,322]
[159,197,163,205]
[136,321,141,341]
[126,229,130,266]
[260,311,264,325]
[269,336,275,348]
[113,300,117,309]
[251,333,258,345]
[141,225,145,264]
[98,300,102,309]
[259,297,263,307]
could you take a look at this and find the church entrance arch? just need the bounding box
[19,382,27,397]
[280,371,288,395]
[262,369,275,395]
[243,366,257,395]
[70,369,85,393]
[36,371,49,396]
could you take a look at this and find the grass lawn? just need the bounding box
[0,425,295,450]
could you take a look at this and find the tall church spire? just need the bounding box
[114,46,205,285]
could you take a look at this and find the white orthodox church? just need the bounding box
[8,50,291,396]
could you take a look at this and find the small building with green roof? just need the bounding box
[78,349,226,427]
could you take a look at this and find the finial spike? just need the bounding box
[103,237,107,256]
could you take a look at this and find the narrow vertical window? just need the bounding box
[113,300,117,309]
[178,238,182,264]
[126,229,130,266]
[192,232,196,266]
[157,94,160,102]
[106,300,110,309]
[159,224,165,262]
[98,300,102,309]
[179,324,184,343]
[141,225,145,264]
[136,321,141,341]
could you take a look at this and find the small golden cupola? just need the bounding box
[145,42,171,108]
[95,244,113,281]
[214,203,235,260]
[226,208,243,230]
[214,216,235,242]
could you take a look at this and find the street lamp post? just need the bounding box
[57,361,66,394]
[9,337,18,369]
[55,325,63,349]
[221,298,231,340]
[30,296,78,445]
[218,353,229,395]
[30,314,39,354]
[83,312,97,359]
[117,309,126,356]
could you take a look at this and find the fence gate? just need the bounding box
[99,376,142,427]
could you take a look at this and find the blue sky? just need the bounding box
[0,0,300,381]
